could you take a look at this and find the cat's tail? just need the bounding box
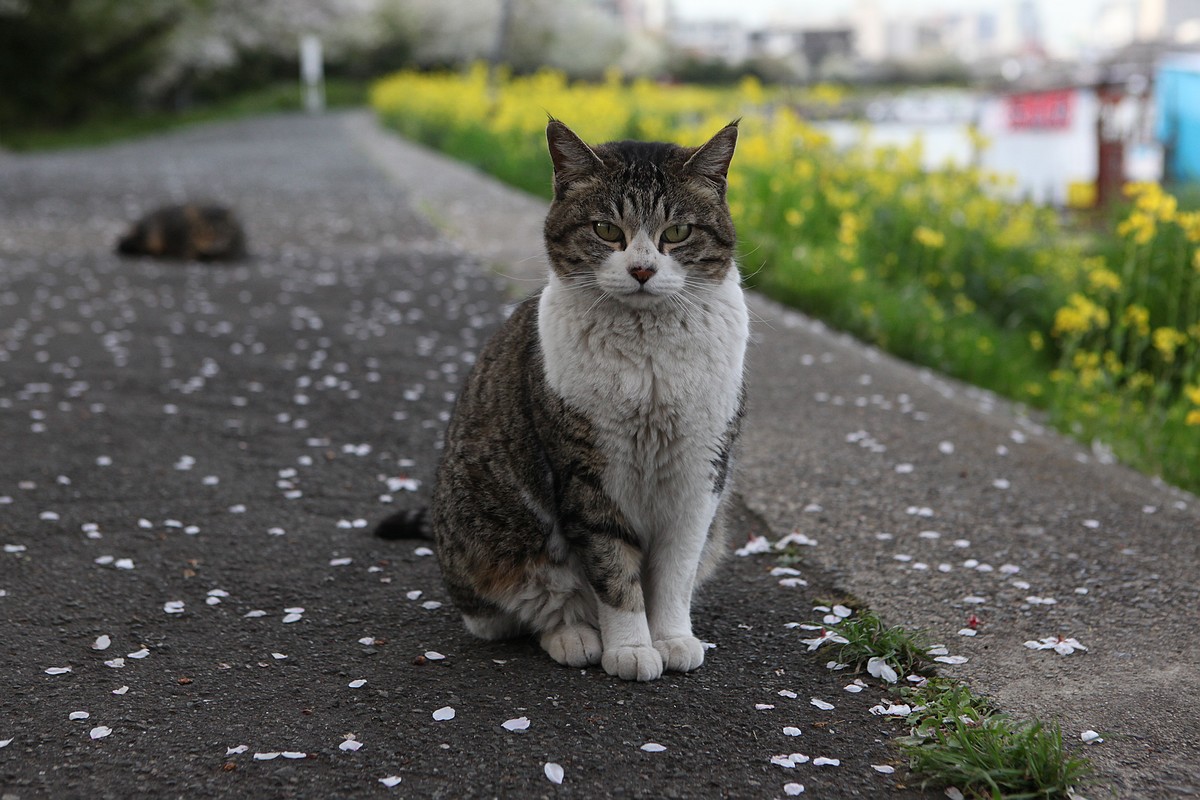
[374,508,433,540]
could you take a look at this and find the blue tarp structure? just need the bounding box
[1157,54,1200,183]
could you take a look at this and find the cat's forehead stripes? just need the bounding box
[597,144,692,228]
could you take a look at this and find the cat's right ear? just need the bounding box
[547,119,603,191]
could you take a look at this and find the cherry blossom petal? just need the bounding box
[867,657,898,684]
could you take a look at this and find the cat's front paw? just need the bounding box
[540,625,603,668]
[602,645,664,682]
[654,636,705,673]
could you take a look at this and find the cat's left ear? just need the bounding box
[684,120,739,195]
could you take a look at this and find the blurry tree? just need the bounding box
[371,0,630,79]
[504,0,625,78]
[147,0,376,105]
[0,0,378,127]
[372,0,498,68]
[0,0,657,131]
[0,0,193,127]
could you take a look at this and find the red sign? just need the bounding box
[1006,89,1075,129]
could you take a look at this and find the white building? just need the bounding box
[1094,0,1200,49]
[668,18,750,64]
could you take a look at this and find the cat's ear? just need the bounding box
[684,120,739,193]
[547,118,603,190]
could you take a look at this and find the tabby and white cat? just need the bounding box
[381,119,748,682]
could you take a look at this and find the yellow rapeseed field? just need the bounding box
[372,65,1200,490]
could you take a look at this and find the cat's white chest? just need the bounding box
[538,272,748,535]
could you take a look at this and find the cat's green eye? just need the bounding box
[662,223,692,244]
[593,221,623,243]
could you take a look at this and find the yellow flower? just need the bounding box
[1066,181,1096,209]
[1178,211,1200,243]
[1103,349,1123,377]
[913,226,945,249]
[838,211,862,247]
[966,124,992,154]
[1158,193,1178,222]
[1187,409,1200,426]
[1121,304,1151,337]
[1116,210,1156,245]
[1128,371,1154,392]
[1053,293,1110,337]
[1087,266,1121,293]
[1029,331,1045,351]
[785,208,804,228]
[737,75,765,106]
[1129,182,1180,221]
[1152,327,1188,362]
[1185,384,1200,406]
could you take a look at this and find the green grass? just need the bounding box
[900,709,1095,799]
[753,252,1053,399]
[828,609,935,678]
[1,80,367,152]
[817,612,1096,799]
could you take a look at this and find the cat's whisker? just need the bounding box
[739,258,768,282]
[737,242,765,261]
[745,307,775,331]
[495,270,550,283]
[670,289,709,332]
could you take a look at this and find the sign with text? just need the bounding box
[1006,89,1075,130]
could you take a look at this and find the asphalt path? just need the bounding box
[0,112,1196,799]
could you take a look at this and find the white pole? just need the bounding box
[300,34,325,114]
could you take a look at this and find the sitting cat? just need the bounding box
[116,203,246,261]
[379,119,748,682]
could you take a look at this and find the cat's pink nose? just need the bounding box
[629,266,655,284]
